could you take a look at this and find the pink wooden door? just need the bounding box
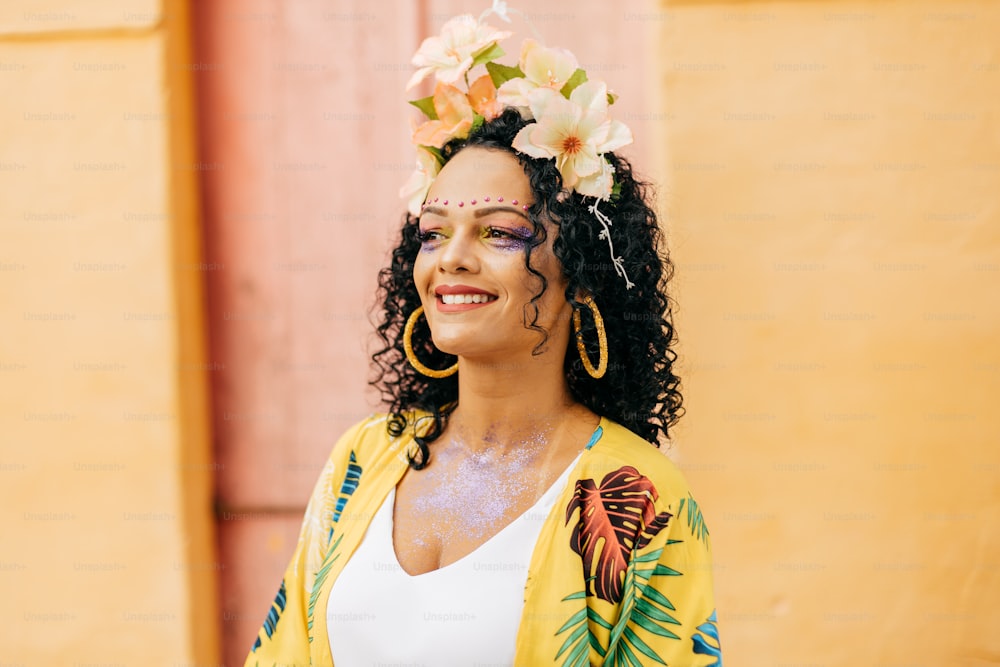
[190,1,657,661]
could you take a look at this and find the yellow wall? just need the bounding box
[4,0,997,663]
[0,1,218,663]
[657,1,1000,664]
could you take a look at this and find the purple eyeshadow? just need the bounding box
[493,226,534,251]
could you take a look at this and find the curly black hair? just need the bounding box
[370,107,682,469]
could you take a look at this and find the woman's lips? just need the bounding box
[440,293,496,305]
[435,293,498,312]
[434,285,498,312]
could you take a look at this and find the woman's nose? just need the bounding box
[437,227,480,274]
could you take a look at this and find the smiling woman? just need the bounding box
[411,147,573,380]
[244,8,721,667]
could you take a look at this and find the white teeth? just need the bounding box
[441,293,494,305]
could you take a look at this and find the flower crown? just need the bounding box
[400,3,636,288]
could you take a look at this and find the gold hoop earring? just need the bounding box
[403,306,458,379]
[573,295,608,379]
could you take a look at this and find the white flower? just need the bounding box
[406,15,512,90]
[576,156,616,199]
[511,81,633,198]
[399,148,441,216]
[496,39,579,113]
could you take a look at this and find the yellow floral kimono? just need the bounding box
[245,413,722,666]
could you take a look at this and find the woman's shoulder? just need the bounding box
[580,416,695,504]
[304,412,414,506]
[325,410,432,465]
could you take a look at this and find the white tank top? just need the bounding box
[326,453,581,666]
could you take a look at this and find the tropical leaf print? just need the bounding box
[307,533,344,638]
[555,542,686,667]
[309,450,362,639]
[331,450,362,534]
[604,545,684,666]
[585,425,604,450]
[692,609,723,666]
[251,578,287,652]
[565,466,673,603]
[678,494,709,543]
[554,591,612,667]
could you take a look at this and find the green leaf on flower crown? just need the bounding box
[560,68,588,97]
[470,112,485,133]
[610,179,622,201]
[470,42,506,70]
[408,96,438,120]
[607,91,619,105]
[421,145,446,165]
[486,61,525,87]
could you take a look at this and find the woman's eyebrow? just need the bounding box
[420,204,531,221]
[473,205,530,221]
[420,205,447,217]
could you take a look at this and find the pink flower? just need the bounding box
[496,39,580,113]
[407,15,512,90]
[511,81,633,198]
[399,147,441,216]
[411,82,474,149]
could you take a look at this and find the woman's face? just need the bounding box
[413,147,572,365]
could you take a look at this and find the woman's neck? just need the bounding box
[444,352,589,455]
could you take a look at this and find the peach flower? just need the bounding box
[468,74,502,120]
[411,82,474,149]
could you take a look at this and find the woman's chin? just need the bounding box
[429,332,497,359]
[432,343,506,367]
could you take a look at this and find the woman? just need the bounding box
[246,10,721,666]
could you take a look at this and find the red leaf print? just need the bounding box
[564,466,672,603]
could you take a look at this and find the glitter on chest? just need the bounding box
[410,426,551,542]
